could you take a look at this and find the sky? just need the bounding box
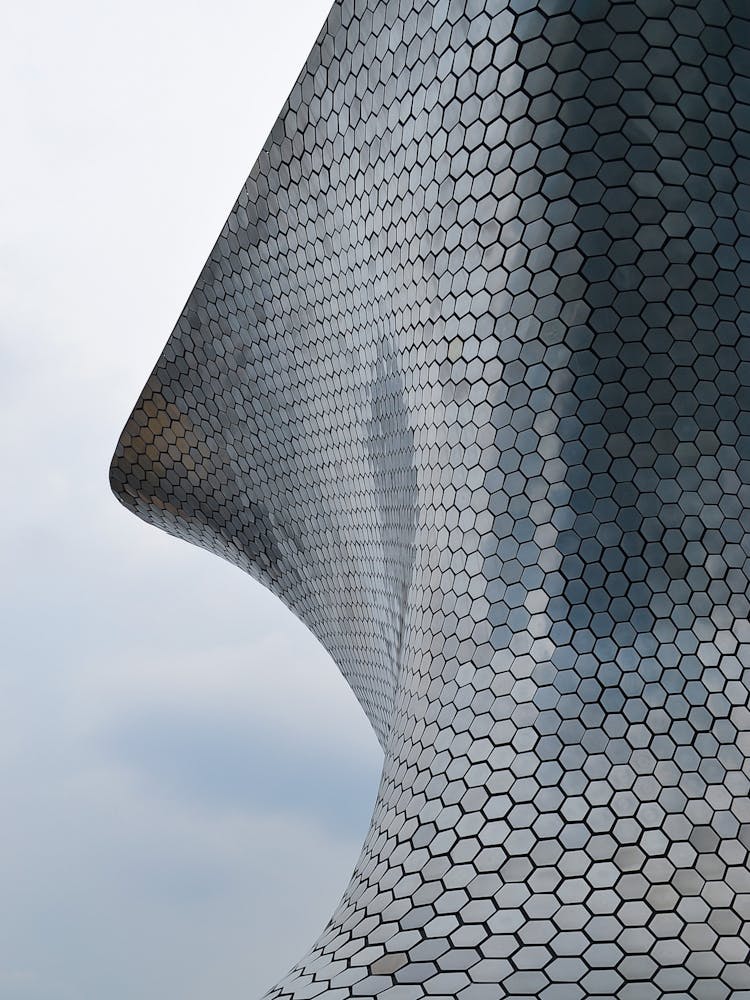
[0,2,384,998]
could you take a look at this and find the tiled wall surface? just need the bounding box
[111,1,750,996]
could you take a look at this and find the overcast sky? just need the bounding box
[0,2,383,998]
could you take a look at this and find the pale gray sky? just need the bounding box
[0,2,383,998]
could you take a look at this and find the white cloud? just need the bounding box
[0,1,385,997]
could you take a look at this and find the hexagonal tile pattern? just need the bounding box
[111,1,750,996]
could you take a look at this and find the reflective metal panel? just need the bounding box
[112,2,750,996]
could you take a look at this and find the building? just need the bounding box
[111,2,750,996]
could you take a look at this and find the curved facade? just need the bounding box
[111,2,750,997]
